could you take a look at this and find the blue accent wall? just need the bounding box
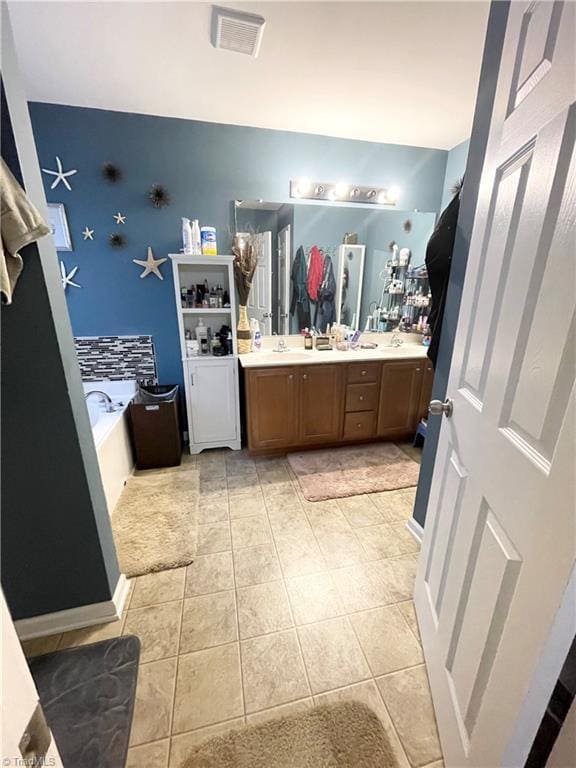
[29,103,448,389]
[441,138,470,210]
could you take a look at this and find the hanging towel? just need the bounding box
[306,245,324,302]
[1,159,50,304]
[290,245,311,330]
[316,254,336,332]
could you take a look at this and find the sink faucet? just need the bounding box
[274,337,287,353]
[390,331,403,348]
[85,390,115,412]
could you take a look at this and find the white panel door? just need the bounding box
[415,3,575,767]
[188,359,238,444]
[278,225,291,335]
[248,231,273,335]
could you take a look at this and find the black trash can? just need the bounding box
[129,385,182,469]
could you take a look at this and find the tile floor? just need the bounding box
[22,448,443,768]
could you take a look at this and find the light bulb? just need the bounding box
[334,182,349,198]
[388,187,401,203]
[295,177,311,197]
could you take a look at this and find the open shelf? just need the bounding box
[182,308,232,314]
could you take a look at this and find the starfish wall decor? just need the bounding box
[60,262,81,290]
[133,247,167,280]
[82,227,94,240]
[113,212,126,224]
[42,156,77,191]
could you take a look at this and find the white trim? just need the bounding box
[15,575,130,641]
[406,516,424,543]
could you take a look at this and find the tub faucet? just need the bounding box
[85,390,115,412]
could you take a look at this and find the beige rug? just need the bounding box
[112,468,199,577]
[288,443,420,501]
[183,702,401,768]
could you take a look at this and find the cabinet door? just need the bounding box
[299,364,344,445]
[188,359,237,444]
[377,360,423,436]
[246,367,298,450]
[418,362,435,421]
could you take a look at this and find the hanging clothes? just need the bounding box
[306,245,324,302]
[315,254,336,332]
[425,189,461,367]
[290,245,311,330]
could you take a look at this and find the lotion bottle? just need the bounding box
[182,218,193,255]
[190,219,202,256]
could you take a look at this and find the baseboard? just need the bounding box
[406,516,424,543]
[15,574,130,641]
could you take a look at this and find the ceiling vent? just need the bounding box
[211,6,266,57]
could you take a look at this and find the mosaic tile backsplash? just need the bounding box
[75,335,157,382]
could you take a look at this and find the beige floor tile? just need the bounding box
[275,533,327,578]
[241,629,310,713]
[313,680,410,768]
[126,738,169,768]
[197,521,231,554]
[377,665,442,767]
[226,457,256,476]
[227,473,259,493]
[59,616,125,649]
[200,477,228,496]
[254,457,288,472]
[231,514,272,549]
[315,530,367,568]
[267,507,312,538]
[123,600,182,663]
[398,600,421,641]
[129,657,177,746]
[305,506,352,534]
[246,697,313,725]
[285,572,345,625]
[356,523,405,559]
[185,552,234,597]
[337,496,385,527]
[236,581,293,639]
[389,521,421,554]
[173,643,243,733]
[422,762,444,768]
[371,489,415,522]
[297,616,371,694]
[233,543,282,587]
[258,467,292,484]
[130,568,186,608]
[169,719,245,768]
[400,486,418,506]
[21,634,61,658]
[263,493,302,514]
[180,591,238,653]
[229,492,266,519]
[331,564,390,613]
[350,605,423,676]
[367,555,417,603]
[298,496,341,514]
[197,499,229,524]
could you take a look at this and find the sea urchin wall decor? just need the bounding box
[102,162,122,183]
[403,219,412,233]
[109,232,126,249]
[148,184,171,208]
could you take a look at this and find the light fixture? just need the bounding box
[289,179,398,206]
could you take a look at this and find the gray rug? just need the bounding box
[112,468,199,577]
[29,635,140,768]
[183,701,401,768]
[288,443,420,501]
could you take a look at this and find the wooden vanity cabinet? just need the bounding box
[299,364,344,445]
[245,367,299,450]
[377,360,424,437]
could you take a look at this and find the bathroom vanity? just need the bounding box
[240,342,434,454]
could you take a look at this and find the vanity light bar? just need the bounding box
[290,179,399,206]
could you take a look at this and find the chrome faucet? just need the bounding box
[85,390,115,412]
[390,331,403,348]
[274,337,287,353]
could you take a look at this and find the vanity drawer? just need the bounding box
[345,383,378,412]
[343,411,376,440]
[347,362,380,384]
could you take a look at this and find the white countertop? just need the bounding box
[239,341,428,368]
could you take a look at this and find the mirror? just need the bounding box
[233,200,436,336]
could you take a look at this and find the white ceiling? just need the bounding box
[9,1,490,150]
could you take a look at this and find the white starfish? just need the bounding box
[82,227,94,240]
[113,212,126,224]
[133,246,167,280]
[60,261,81,290]
[42,156,77,191]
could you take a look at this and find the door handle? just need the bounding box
[429,398,453,418]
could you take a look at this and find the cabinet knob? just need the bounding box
[303,374,308,380]
[416,368,421,372]
[359,395,364,401]
[357,423,362,428]
[361,370,367,376]
[288,374,293,380]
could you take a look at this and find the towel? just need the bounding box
[306,244,324,302]
[1,158,50,304]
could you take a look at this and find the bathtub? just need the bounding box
[83,380,136,515]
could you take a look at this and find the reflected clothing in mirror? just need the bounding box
[425,191,461,367]
[315,254,336,332]
[290,246,311,330]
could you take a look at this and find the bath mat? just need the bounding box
[183,701,401,768]
[112,468,199,576]
[29,635,140,768]
[288,443,419,501]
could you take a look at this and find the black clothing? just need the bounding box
[290,245,311,330]
[425,192,460,367]
[315,255,336,332]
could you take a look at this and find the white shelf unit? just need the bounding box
[170,255,241,454]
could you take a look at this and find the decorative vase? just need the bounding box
[237,304,251,354]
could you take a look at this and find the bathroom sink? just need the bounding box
[256,351,314,363]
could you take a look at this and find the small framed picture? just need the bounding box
[47,203,72,251]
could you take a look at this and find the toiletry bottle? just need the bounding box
[201,226,217,256]
[195,318,207,342]
[304,331,313,350]
[182,218,193,255]
[191,220,202,256]
[226,332,233,355]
